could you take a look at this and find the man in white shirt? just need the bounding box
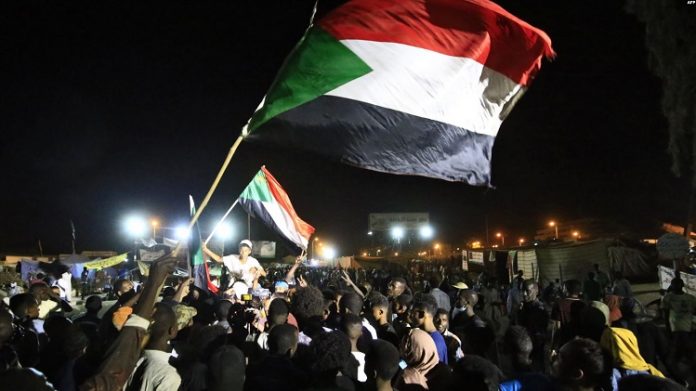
[204,239,267,287]
[125,303,181,391]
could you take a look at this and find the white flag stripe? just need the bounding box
[326,40,524,137]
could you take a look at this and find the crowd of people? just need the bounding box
[0,239,695,391]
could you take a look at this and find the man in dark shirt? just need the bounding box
[369,294,399,347]
[517,280,549,371]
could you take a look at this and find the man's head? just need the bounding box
[522,280,539,303]
[434,308,449,334]
[587,272,596,281]
[553,338,608,389]
[29,283,50,302]
[85,295,102,314]
[429,274,443,290]
[339,292,363,316]
[0,308,13,346]
[268,298,290,327]
[387,277,407,298]
[238,239,253,258]
[268,323,298,357]
[503,326,533,368]
[214,300,233,322]
[458,289,479,309]
[291,286,325,325]
[369,294,390,323]
[208,345,245,391]
[393,293,413,315]
[340,313,363,342]
[10,293,39,320]
[409,293,437,328]
[149,303,178,343]
[669,278,684,294]
[365,339,400,385]
[565,279,582,297]
[113,279,133,297]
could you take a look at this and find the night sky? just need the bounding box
[1,0,692,256]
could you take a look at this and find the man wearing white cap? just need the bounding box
[205,239,266,287]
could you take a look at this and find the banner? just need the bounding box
[252,241,276,258]
[83,253,127,270]
[470,251,484,265]
[139,248,166,262]
[658,265,696,296]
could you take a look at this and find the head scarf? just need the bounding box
[400,328,439,389]
[600,327,664,377]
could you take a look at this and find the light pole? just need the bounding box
[312,237,319,259]
[518,238,525,246]
[496,232,505,246]
[549,221,559,239]
[151,220,159,239]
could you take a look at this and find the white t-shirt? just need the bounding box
[222,254,263,286]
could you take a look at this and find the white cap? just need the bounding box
[239,239,253,249]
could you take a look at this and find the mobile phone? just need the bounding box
[241,293,253,301]
[399,360,408,370]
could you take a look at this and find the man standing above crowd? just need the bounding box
[204,239,266,288]
[662,277,696,380]
[593,264,610,293]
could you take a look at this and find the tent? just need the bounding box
[535,240,612,284]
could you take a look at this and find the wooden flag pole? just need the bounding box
[173,134,244,256]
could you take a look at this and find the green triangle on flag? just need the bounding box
[246,27,372,133]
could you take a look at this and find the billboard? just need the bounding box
[252,241,276,258]
[368,213,429,231]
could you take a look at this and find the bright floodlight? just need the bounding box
[419,225,434,239]
[216,222,234,241]
[391,226,405,240]
[175,225,190,240]
[323,246,337,259]
[124,216,147,238]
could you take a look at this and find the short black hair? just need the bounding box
[369,293,389,310]
[395,293,413,308]
[453,355,504,391]
[291,286,325,321]
[268,323,298,356]
[503,326,532,355]
[268,298,290,326]
[85,295,102,313]
[208,345,245,391]
[412,293,438,316]
[150,302,177,341]
[435,308,449,317]
[366,339,400,381]
[339,292,363,315]
[9,293,37,318]
[565,279,582,295]
[557,338,609,389]
[309,330,352,375]
[214,300,232,321]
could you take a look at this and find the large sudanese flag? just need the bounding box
[189,196,218,294]
[243,0,554,186]
[238,166,315,250]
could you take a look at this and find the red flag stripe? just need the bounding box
[262,166,316,240]
[318,0,554,86]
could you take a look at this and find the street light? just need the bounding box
[518,238,526,246]
[215,222,234,256]
[124,215,147,238]
[367,231,373,236]
[322,246,337,259]
[419,225,434,239]
[548,221,559,239]
[391,226,404,241]
[572,231,580,240]
[151,220,159,239]
[496,232,505,246]
[174,225,190,241]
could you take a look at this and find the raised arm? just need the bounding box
[202,244,223,263]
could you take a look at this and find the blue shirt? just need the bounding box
[430,331,448,365]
